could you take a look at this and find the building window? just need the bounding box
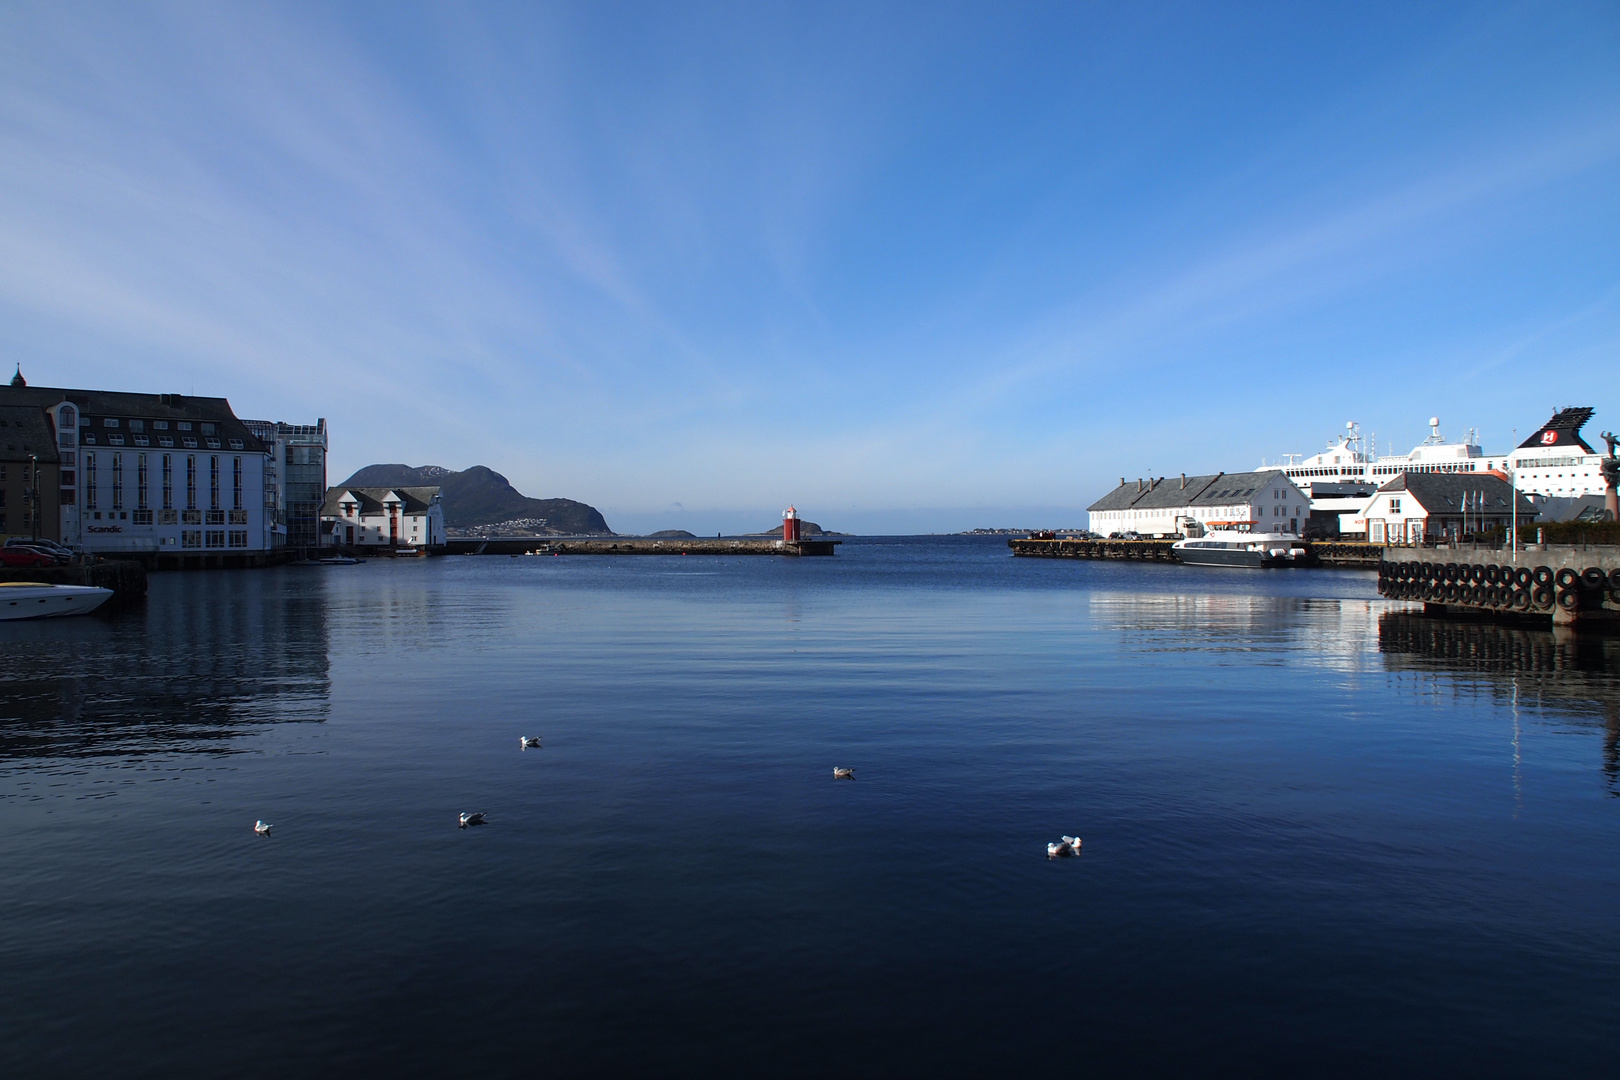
[59,489,74,505]
[82,433,96,445]
[162,455,172,510]
[182,530,202,548]
[206,438,220,450]
[177,421,191,431]
[159,509,177,525]
[228,530,248,548]
[153,420,168,430]
[85,453,97,508]
[201,423,216,435]
[103,418,119,428]
[109,434,125,446]
[133,509,153,525]
[59,404,75,426]
[130,419,145,433]
[182,509,202,525]
[206,509,225,525]
[134,435,149,446]
[205,530,225,548]
[1389,498,1401,514]
[182,437,197,449]
[158,436,173,448]
[186,456,196,510]
[229,439,243,450]
[233,456,242,510]
[230,509,248,524]
[137,454,148,510]
[210,456,219,510]
[111,455,124,510]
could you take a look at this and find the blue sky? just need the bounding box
[1,2,1617,534]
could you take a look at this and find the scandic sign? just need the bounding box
[87,525,123,533]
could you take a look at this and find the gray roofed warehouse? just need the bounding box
[1086,470,1291,512]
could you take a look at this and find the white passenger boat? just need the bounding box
[0,582,114,620]
[1172,531,1308,568]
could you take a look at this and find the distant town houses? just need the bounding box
[320,486,445,548]
[0,367,325,562]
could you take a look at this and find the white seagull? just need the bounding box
[1047,836,1082,858]
[832,767,855,780]
[459,812,487,828]
[254,820,272,836]
[520,736,541,749]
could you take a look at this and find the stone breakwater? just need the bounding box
[448,537,840,556]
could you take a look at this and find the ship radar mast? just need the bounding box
[1421,416,1445,446]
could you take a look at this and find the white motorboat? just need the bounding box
[1172,531,1308,568]
[0,582,114,620]
[316,555,360,565]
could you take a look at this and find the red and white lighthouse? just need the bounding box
[782,505,801,543]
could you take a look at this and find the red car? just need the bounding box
[0,547,56,568]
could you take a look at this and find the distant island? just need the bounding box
[742,520,845,537]
[341,464,612,536]
[646,529,698,538]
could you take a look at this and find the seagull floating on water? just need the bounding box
[520,736,541,749]
[832,767,855,780]
[459,812,487,828]
[254,820,272,836]
[1047,836,1082,858]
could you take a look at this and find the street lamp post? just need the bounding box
[26,453,39,542]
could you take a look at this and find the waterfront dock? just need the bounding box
[1379,545,1620,628]
[446,537,841,556]
[1006,536,1381,567]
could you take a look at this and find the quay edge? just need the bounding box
[1379,545,1620,628]
[1006,537,1382,567]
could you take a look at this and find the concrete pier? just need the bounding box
[1379,545,1620,628]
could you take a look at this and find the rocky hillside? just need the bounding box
[340,464,611,535]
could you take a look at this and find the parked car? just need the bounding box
[0,547,58,568]
[4,537,74,558]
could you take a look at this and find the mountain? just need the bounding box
[340,464,612,534]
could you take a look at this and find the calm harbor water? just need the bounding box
[1,536,1616,1077]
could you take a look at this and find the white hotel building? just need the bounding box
[1088,470,1311,537]
[0,381,274,561]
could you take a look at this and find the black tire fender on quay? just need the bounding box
[1556,568,1579,589]
[1444,562,1460,581]
[1532,586,1554,609]
[1582,567,1606,590]
[1515,567,1534,588]
[1557,589,1580,611]
[1512,589,1531,611]
[1484,564,1501,585]
[1533,566,1554,587]
[1610,567,1620,591]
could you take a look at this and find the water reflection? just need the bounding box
[0,570,330,764]
[1378,612,1620,794]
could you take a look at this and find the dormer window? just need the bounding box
[130,419,145,433]
[103,418,119,428]
[154,420,169,430]
[58,404,76,427]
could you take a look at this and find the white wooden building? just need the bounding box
[1363,473,1538,545]
[321,486,444,548]
[1087,470,1310,537]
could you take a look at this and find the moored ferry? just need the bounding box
[1172,531,1308,568]
[1277,408,1611,501]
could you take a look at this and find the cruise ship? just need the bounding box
[1275,407,1611,501]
